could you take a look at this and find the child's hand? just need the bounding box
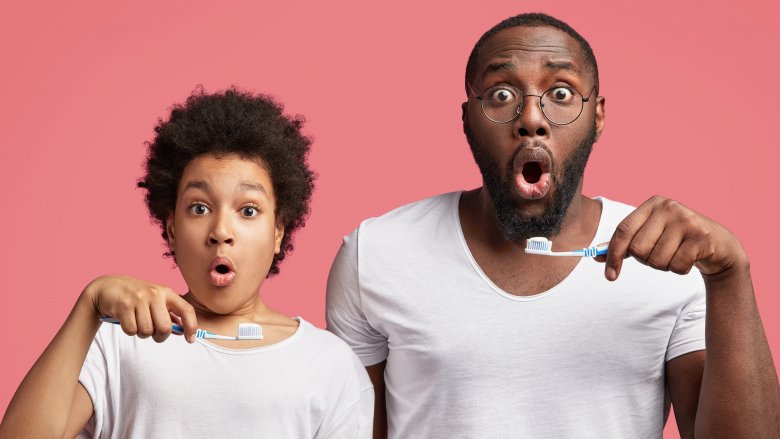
[82,275,198,343]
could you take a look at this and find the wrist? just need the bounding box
[78,276,107,319]
[701,254,750,284]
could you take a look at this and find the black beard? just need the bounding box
[465,125,597,243]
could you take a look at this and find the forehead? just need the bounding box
[475,25,589,84]
[178,154,273,195]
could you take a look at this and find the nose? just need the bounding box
[514,95,550,140]
[208,212,234,246]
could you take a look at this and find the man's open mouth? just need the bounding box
[514,147,552,200]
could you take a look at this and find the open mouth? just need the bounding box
[209,256,236,287]
[522,161,544,184]
[514,147,552,200]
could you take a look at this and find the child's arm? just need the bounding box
[0,275,198,438]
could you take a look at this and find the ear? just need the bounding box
[462,101,471,135]
[274,220,285,255]
[594,95,606,142]
[165,212,175,249]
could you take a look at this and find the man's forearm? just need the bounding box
[695,263,780,438]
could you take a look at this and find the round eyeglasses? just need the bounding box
[468,83,596,125]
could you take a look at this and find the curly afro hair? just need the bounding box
[138,86,316,276]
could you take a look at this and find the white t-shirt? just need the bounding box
[78,318,374,438]
[326,192,706,439]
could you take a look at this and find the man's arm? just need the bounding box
[666,351,705,439]
[694,268,779,437]
[603,196,780,438]
[366,361,387,439]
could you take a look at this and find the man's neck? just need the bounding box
[470,186,601,253]
[459,186,602,296]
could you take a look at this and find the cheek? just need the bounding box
[241,221,279,258]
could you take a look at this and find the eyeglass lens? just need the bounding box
[480,85,584,125]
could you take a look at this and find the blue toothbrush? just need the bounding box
[524,237,608,257]
[99,316,263,340]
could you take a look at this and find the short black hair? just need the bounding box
[465,13,599,96]
[138,86,316,276]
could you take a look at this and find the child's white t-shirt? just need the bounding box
[78,318,374,438]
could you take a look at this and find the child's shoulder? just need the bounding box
[295,319,362,362]
[297,319,353,351]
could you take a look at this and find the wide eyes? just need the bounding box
[482,85,577,104]
[487,87,518,104]
[547,87,575,103]
[187,203,259,218]
[189,203,211,215]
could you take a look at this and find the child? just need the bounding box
[0,88,374,438]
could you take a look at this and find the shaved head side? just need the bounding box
[465,13,599,95]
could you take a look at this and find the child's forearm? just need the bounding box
[0,290,100,438]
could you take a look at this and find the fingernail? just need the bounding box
[606,267,617,281]
[188,335,195,343]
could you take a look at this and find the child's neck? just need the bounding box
[183,292,300,348]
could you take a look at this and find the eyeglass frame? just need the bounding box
[467,82,597,126]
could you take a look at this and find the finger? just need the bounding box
[167,294,198,343]
[594,242,630,264]
[627,211,669,267]
[606,200,655,280]
[669,238,699,275]
[169,311,183,326]
[646,225,685,271]
[594,242,609,263]
[117,309,139,337]
[150,299,173,343]
[135,306,154,339]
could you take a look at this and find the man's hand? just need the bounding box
[597,196,748,281]
[595,196,780,438]
[82,275,198,343]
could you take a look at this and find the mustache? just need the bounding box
[508,140,555,176]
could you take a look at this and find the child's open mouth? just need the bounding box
[209,256,236,287]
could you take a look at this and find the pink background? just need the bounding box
[1,1,778,436]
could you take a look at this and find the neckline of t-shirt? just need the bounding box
[453,191,610,302]
[195,316,306,355]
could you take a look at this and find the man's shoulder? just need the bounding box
[595,196,636,222]
[593,196,636,240]
[351,191,460,239]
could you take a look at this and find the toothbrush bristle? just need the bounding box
[237,323,264,340]
[525,237,552,252]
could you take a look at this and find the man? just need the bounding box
[326,13,780,438]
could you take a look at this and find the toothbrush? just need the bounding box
[99,316,264,340]
[524,237,608,257]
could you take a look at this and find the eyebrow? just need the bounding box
[238,182,268,196]
[481,59,581,80]
[543,60,580,74]
[483,61,516,76]
[182,180,268,197]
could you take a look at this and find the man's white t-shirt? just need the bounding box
[78,318,374,438]
[326,192,706,438]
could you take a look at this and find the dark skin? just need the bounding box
[367,26,780,438]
